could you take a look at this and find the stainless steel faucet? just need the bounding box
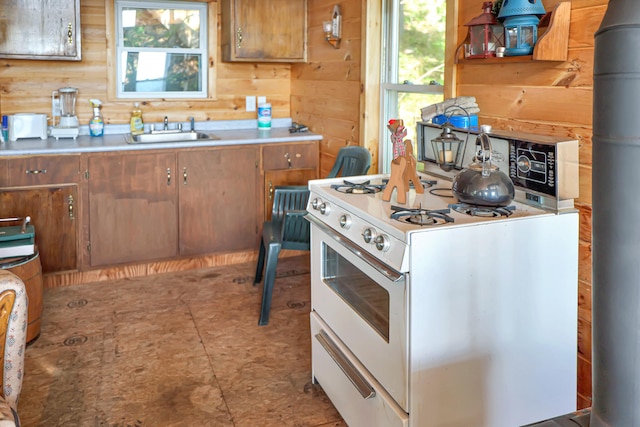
[163,116,169,130]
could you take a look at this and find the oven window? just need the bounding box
[322,245,390,341]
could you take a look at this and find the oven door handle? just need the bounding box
[315,330,376,400]
[307,215,404,282]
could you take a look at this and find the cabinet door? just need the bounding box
[179,147,260,255]
[222,0,307,62]
[0,0,81,60]
[88,153,178,267]
[264,169,317,221]
[0,186,78,273]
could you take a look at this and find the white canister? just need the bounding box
[258,103,272,129]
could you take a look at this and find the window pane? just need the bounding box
[398,93,444,150]
[398,0,446,85]
[121,52,202,93]
[122,7,201,49]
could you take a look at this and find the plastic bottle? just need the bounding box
[130,102,144,135]
[89,99,104,137]
[257,102,272,130]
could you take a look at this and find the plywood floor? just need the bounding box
[18,255,345,427]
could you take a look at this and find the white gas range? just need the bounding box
[306,127,580,427]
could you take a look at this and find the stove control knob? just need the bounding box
[374,234,390,252]
[339,214,352,229]
[320,202,331,215]
[362,228,377,244]
[311,198,323,210]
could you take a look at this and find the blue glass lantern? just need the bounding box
[498,0,546,56]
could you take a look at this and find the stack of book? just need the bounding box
[0,224,35,259]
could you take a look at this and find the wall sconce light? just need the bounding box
[323,5,342,49]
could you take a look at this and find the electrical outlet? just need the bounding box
[246,96,256,112]
[258,96,266,106]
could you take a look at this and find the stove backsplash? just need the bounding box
[416,122,579,212]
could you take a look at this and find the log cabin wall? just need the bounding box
[0,0,293,126]
[456,0,602,409]
[291,0,365,177]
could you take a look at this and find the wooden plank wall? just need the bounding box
[457,0,602,409]
[0,0,292,127]
[291,0,364,177]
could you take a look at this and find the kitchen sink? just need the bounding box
[125,131,219,144]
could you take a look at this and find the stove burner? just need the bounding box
[449,203,516,217]
[331,180,384,194]
[390,205,454,226]
[383,178,437,189]
[429,187,455,198]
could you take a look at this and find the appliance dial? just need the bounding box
[311,198,323,210]
[339,214,352,229]
[320,202,331,215]
[362,228,377,244]
[374,234,390,252]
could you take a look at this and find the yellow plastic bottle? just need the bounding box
[130,102,144,135]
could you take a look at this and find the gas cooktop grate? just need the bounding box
[331,180,384,194]
[449,203,516,217]
[390,205,454,226]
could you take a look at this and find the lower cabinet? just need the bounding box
[88,152,178,267]
[264,169,317,220]
[178,147,259,255]
[0,186,78,273]
[87,146,261,266]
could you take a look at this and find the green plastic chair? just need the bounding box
[326,146,372,178]
[254,186,310,325]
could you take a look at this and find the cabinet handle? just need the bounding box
[268,181,274,200]
[68,195,74,220]
[236,27,243,49]
[183,167,188,185]
[167,168,171,186]
[67,23,73,45]
[284,152,292,169]
[25,169,47,175]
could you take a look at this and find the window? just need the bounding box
[115,0,208,99]
[380,0,446,172]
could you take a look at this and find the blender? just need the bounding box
[51,87,79,139]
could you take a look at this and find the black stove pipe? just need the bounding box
[592,1,640,425]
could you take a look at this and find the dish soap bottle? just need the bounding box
[130,102,144,135]
[89,99,104,137]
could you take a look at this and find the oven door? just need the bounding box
[309,220,408,410]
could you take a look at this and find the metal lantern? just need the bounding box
[464,1,504,59]
[431,123,464,172]
[498,0,546,56]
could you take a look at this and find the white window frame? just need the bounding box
[379,0,445,173]
[115,0,208,99]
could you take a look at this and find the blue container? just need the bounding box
[432,114,478,130]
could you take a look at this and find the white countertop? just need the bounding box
[0,118,322,155]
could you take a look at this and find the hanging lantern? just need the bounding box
[464,1,505,59]
[431,123,464,172]
[498,0,546,56]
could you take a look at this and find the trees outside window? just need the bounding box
[380,0,446,171]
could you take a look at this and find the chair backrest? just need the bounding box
[0,270,27,412]
[271,186,310,251]
[327,146,372,178]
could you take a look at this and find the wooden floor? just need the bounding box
[18,255,345,427]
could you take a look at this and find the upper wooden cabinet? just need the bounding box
[221,0,307,62]
[0,0,81,61]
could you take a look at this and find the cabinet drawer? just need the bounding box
[263,143,318,170]
[3,155,81,187]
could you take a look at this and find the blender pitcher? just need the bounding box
[52,87,79,128]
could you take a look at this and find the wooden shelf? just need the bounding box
[457,1,571,64]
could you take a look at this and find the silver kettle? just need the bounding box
[452,132,515,207]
